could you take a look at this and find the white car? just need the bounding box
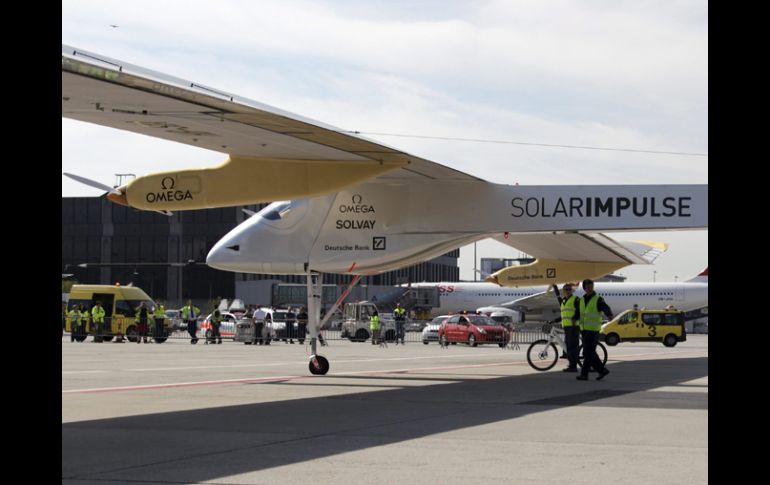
[200,311,241,340]
[233,307,294,345]
[164,309,185,331]
[422,315,451,344]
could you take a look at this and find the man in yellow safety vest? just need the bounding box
[370,311,381,346]
[556,284,581,372]
[577,279,612,381]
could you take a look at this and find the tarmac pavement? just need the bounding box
[62,334,708,484]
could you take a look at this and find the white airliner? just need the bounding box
[61,45,708,374]
[410,268,708,321]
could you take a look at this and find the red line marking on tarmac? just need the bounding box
[63,375,313,394]
[62,351,705,395]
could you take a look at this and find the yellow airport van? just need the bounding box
[600,309,686,347]
[65,284,170,343]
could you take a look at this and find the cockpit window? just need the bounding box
[262,202,292,221]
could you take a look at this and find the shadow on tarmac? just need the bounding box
[62,356,707,483]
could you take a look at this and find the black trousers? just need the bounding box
[580,330,606,377]
[564,326,580,368]
[210,324,221,343]
[395,321,405,341]
[187,320,198,342]
[154,317,165,339]
[93,321,103,342]
[254,321,264,344]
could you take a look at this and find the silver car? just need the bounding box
[422,315,450,344]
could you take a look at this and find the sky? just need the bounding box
[62,0,708,283]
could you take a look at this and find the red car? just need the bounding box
[438,314,510,347]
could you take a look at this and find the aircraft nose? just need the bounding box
[206,240,241,271]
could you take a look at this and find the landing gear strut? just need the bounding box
[307,271,329,375]
[305,271,362,375]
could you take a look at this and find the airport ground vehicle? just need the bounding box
[164,309,185,331]
[438,314,509,347]
[341,301,396,342]
[601,309,686,347]
[234,307,276,344]
[526,323,608,371]
[405,321,426,332]
[65,284,172,342]
[199,311,241,340]
[422,315,451,344]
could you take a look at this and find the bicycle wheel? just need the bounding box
[577,343,608,371]
[527,340,559,371]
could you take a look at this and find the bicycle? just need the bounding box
[526,323,608,371]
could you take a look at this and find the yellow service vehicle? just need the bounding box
[65,284,170,343]
[600,309,686,347]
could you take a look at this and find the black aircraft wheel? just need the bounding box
[309,355,330,375]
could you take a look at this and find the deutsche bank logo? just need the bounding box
[546,268,556,278]
[373,237,386,250]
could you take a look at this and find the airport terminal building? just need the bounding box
[62,196,460,307]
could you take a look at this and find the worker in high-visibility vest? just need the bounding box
[153,303,166,342]
[370,311,381,346]
[68,304,81,343]
[577,279,612,381]
[208,309,222,345]
[91,301,106,343]
[394,303,406,345]
[181,301,201,344]
[555,284,581,372]
[79,305,90,340]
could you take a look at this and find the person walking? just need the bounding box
[91,301,105,343]
[68,304,81,343]
[79,304,90,342]
[577,279,612,381]
[370,311,382,346]
[135,302,149,343]
[153,302,166,342]
[253,306,266,345]
[393,302,406,345]
[182,300,201,344]
[296,307,308,345]
[555,284,581,372]
[207,309,222,344]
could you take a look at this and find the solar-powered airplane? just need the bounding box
[62,45,708,374]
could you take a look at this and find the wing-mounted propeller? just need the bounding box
[63,172,122,195]
[63,173,173,217]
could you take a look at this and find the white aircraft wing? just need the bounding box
[62,44,481,193]
[484,233,668,287]
[497,290,558,313]
[490,233,666,266]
